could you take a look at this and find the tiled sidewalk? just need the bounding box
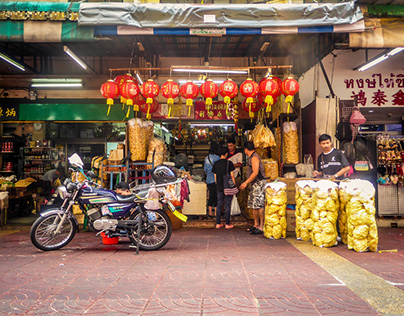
[0,226,403,315]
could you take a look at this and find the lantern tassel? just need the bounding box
[206,97,212,110]
[188,105,192,117]
[127,99,133,106]
[146,97,153,104]
[107,105,111,116]
[265,95,273,107]
[247,97,253,104]
[168,105,172,118]
[224,96,230,104]
[266,105,271,114]
[285,95,293,103]
[120,96,126,104]
[147,105,151,120]
[126,106,131,118]
[167,98,174,106]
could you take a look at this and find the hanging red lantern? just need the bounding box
[219,79,238,105]
[120,80,140,117]
[139,99,159,120]
[180,81,199,116]
[115,74,135,104]
[161,79,180,117]
[242,97,261,119]
[259,77,280,113]
[199,79,218,110]
[240,78,259,104]
[140,79,160,105]
[100,80,119,115]
[281,77,299,103]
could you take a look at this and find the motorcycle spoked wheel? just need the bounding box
[30,214,77,251]
[129,209,172,251]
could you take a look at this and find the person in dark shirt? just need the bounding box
[212,145,236,229]
[313,134,350,180]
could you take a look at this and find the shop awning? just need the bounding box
[79,2,364,28]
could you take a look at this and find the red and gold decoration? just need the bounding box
[259,76,280,113]
[119,79,140,117]
[115,73,135,104]
[132,94,145,117]
[240,78,259,104]
[233,96,240,132]
[100,80,119,116]
[242,97,261,120]
[281,77,300,104]
[140,79,160,105]
[219,79,238,117]
[161,79,180,117]
[139,98,159,120]
[180,81,199,116]
[199,79,218,110]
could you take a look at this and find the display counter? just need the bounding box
[182,179,207,215]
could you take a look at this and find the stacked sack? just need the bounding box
[338,180,350,245]
[295,180,316,241]
[282,122,299,164]
[146,137,167,169]
[345,180,378,252]
[127,119,154,161]
[264,182,287,239]
[262,158,279,181]
[312,180,339,248]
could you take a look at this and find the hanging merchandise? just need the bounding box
[180,81,199,116]
[242,97,261,120]
[283,121,299,164]
[140,79,160,105]
[240,78,259,104]
[161,79,180,117]
[264,182,287,239]
[115,73,135,104]
[139,99,159,120]
[295,180,316,242]
[349,106,367,125]
[100,80,120,116]
[119,79,140,118]
[199,79,218,111]
[219,79,238,117]
[281,76,300,115]
[259,76,280,114]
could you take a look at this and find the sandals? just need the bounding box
[250,228,263,235]
[246,226,256,232]
[216,224,224,229]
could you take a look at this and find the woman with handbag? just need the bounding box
[204,142,220,218]
[212,145,237,229]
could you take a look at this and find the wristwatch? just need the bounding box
[334,174,338,179]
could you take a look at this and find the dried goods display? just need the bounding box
[311,180,339,248]
[264,182,287,239]
[338,180,350,245]
[252,124,276,149]
[344,180,378,252]
[295,180,316,241]
[262,158,279,181]
[128,118,149,161]
[255,148,269,159]
[283,121,299,164]
[147,138,167,169]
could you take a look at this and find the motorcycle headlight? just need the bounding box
[67,182,77,192]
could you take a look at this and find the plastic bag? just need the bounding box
[264,182,287,239]
[231,195,241,216]
[283,122,299,164]
[295,180,316,241]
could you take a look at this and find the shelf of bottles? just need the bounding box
[1,141,14,154]
[23,147,59,177]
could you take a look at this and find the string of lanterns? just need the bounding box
[100,75,299,121]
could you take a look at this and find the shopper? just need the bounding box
[212,145,236,229]
[40,166,65,200]
[240,141,267,235]
[204,142,220,218]
[227,137,243,185]
[313,134,350,180]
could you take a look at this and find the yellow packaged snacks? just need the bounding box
[295,180,316,241]
[264,182,287,239]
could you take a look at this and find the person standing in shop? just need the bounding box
[313,134,350,180]
[204,142,220,218]
[212,145,236,229]
[227,137,243,186]
[240,141,267,235]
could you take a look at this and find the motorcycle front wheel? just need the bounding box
[129,209,172,251]
[30,214,77,251]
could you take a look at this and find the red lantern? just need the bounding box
[115,74,136,104]
[139,99,159,120]
[219,79,238,105]
[242,97,261,119]
[281,77,299,103]
[180,81,199,116]
[199,79,218,109]
[161,79,180,117]
[100,80,119,115]
[120,80,139,106]
[259,77,280,113]
[140,79,160,104]
[240,78,259,104]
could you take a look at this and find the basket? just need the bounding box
[101,232,119,245]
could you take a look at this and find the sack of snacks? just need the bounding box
[311,180,339,248]
[295,180,316,241]
[283,122,299,164]
[147,137,167,169]
[338,180,350,245]
[262,159,279,181]
[344,180,378,252]
[128,118,150,161]
[264,182,287,239]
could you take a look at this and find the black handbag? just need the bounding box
[223,161,239,196]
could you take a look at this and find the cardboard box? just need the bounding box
[286,209,296,232]
[279,178,299,205]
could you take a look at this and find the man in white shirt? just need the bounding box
[227,137,243,185]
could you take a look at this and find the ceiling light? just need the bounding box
[354,47,404,71]
[31,78,82,83]
[368,110,374,113]
[161,125,169,133]
[179,79,225,85]
[190,123,234,127]
[64,46,95,74]
[135,72,143,85]
[0,52,25,71]
[172,68,248,75]
[31,83,83,88]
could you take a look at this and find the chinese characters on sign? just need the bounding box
[345,73,404,106]
[0,105,19,120]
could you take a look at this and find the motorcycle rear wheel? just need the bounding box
[30,214,77,251]
[129,209,172,251]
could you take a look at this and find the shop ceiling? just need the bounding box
[0,1,402,91]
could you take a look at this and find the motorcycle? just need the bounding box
[30,153,187,252]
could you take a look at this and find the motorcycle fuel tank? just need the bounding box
[78,186,118,204]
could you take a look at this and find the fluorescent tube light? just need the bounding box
[0,52,25,71]
[161,125,169,133]
[179,80,224,85]
[190,123,234,127]
[31,83,83,88]
[135,72,143,85]
[32,78,82,83]
[172,68,247,75]
[355,47,404,71]
[63,46,95,75]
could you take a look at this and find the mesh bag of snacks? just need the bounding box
[338,180,350,245]
[128,118,148,161]
[345,180,378,252]
[262,158,279,181]
[264,182,287,239]
[252,124,276,149]
[295,180,316,241]
[283,122,299,164]
[311,180,339,248]
[147,137,167,169]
